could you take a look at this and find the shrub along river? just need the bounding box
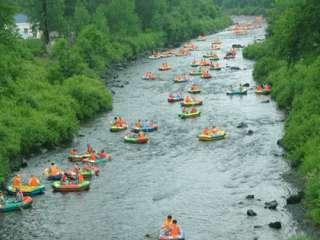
[0,17,306,240]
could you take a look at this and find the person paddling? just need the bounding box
[161,215,172,233]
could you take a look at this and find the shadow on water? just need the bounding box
[0,16,306,240]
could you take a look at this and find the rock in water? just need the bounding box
[247,209,257,216]
[247,130,254,136]
[268,221,281,229]
[287,192,304,205]
[264,200,278,210]
[237,122,248,128]
[246,194,255,199]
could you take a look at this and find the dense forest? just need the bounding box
[216,0,274,15]
[0,0,231,184]
[244,0,320,226]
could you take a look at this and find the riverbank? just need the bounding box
[242,0,320,229]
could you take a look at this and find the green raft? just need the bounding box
[110,124,128,132]
[178,111,201,119]
[0,196,33,212]
[52,181,90,192]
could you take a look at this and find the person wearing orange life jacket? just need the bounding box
[49,162,60,176]
[161,215,172,231]
[169,219,181,238]
[12,175,21,189]
[202,127,210,135]
[190,107,197,113]
[28,175,40,187]
[211,126,219,134]
[137,131,145,140]
[90,151,97,162]
[185,96,191,103]
[77,174,84,184]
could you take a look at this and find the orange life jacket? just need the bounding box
[78,174,84,183]
[170,224,180,237]
[28,177,39,187]
[12,177,21,188]
[49,166,59,175]
[90,153,96,161]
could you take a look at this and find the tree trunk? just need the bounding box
[41,0,49,45]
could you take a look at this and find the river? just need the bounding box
[0,16,304,240]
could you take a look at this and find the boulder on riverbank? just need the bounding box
[287,191,304,205]
[264,200,278,210]
[246,194,255,199]
[247,209,257,216]
[247,130,254,136]
[268,221,281,229]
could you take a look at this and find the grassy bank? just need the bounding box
[0,0,231,184]
[243,0,320,227]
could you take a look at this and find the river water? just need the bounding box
[0,17,303,240]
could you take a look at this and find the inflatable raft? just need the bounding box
[132,124,158,133]
[7,184,45,196]
[179,111,201,119]
[0,196,33,212]
[198,131,226,141]
[52,181,90,192]
[124,135,149,144]
[159,229,185,240]
[180,100,203,107]
[110,124,128,132]
[82,155,111,164]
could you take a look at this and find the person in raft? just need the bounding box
[12,175,21,190]
[89,151,97,162]
[98,150,108,159]
[190,107,197,113]
[69,148,77,155]
[15,188,23,202]
[28,175,40,187]
[161,215,173,233]
[137,131,145,140]
[49,162,60,176]
[169,219,181,238]
[86,144,93,154]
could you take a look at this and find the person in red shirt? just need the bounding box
[98,150,107,159]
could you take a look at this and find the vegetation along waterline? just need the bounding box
[0,0,231,184]
[243,0,320,231]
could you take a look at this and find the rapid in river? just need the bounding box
[0,16,304,240]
